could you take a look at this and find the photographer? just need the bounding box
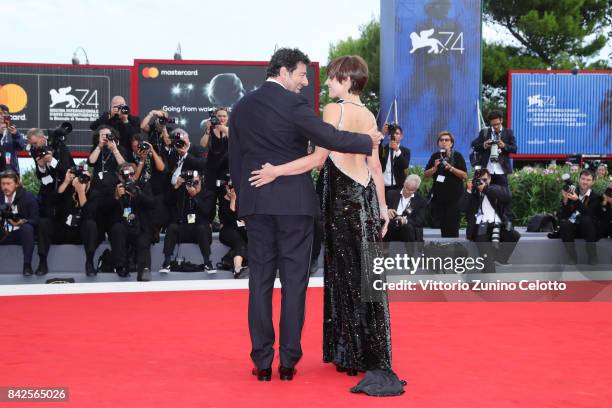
[598,182,612,239]
[168,129,206,188]
[557,170,601,265]
[218,181,248,278]
[200,108,230,223]
[26,128,75,218]
[160,170,216,273]
[99,163,155,281]
[36,166,98,276]
[379,125,411,193]
[88,126,127,194]
[140,109,175,155]
[384,175,426,242]
[470,111,517,187]
[424,131,467,237]
[0,170,39,275]
[460,168,520,271]
[90,96,140,150]
[0,105,27,174]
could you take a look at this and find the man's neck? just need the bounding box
[266,77,287,90]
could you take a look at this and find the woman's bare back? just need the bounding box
[327,102,376,186]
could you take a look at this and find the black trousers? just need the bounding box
[473,225,521,272]
[245,214,314,370]
[0,223,35,264]
[37,217,98,256]
[163,223,212,260]
[109,223,151,271]
[385,222,422,242]
[559,217,599,261]
[219,225,248,259]
[310,216,324,264]
[431,200,461,237]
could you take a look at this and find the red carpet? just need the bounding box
[1,288,612,407]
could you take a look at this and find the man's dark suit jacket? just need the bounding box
[386,189,426,229]
[379,144,410,187]
[471,127,517,174]
[229,81,372,218]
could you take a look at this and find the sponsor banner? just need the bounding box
[0,64,131,152]
[380,0,482,165]
[134,61,319,146]
[510,72,612,155]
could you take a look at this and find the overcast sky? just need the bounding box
[4,0,609,66]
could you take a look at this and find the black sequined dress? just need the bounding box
[321,155,405,396]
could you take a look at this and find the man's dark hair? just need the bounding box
[487,111,503,122]
[479,168,491,177]
[0,169,20,184]
[580,169,594,180]
[0,104,9,114]
[266,48,310,78]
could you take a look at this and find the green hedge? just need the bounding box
[21,165,609,227]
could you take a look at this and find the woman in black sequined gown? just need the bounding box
[249,56,405,396]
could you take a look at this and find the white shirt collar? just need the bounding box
[579,189,592,200]
[4,191,16,204]
[266,78,287,90]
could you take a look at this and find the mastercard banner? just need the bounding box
[134,60,318,146]
[0,64,131,151]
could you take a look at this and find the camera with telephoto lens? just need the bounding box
[216,172,232,188]
[491,224,501,248]
[47,122,72,147]
[122,180,141,196]
[0,202,20,222]
[472,165,484,192]
[30,145,52,161]
[489,131,501,163]
[138,141,150,152]
[116,104,130,115]
[171,132,187,149]
[181,170,199,188]
[561,173,576,194]
[69,163,91,184]
[158,116,177,126]
[209,111,220,129]
[437,149,448,172]
[385,122,398,136]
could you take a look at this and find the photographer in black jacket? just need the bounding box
[470,111,517,187]
[384,174,426,242]
[218,181,248,278]
[599,181,612,239]
[557,169,601,265]
[201,108,230,223]
[424,131,468,237]
[0,170,39,275]
[90,96,140,151]
[26,128,75,218]
[36,166,98,276]
[100,163,155,281]
[459,168,520,272]
[379,125,411,193]
[160,169,216,273]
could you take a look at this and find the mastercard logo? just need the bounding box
[142,67,160,79]
[0,83,28,113]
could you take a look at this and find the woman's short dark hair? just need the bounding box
[130,133,143,144]
[326,55,369,95]
[437,130,455,147]
[266,48,311,78]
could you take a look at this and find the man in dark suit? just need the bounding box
[379,125,410,193]
[470,111,517,187]
[385,174,426,242]
[557,169,601,265]
[229,48,380,382]
[459,168,520,272]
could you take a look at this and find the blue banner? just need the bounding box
[510,72,612,155]
[380,0,482,166]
